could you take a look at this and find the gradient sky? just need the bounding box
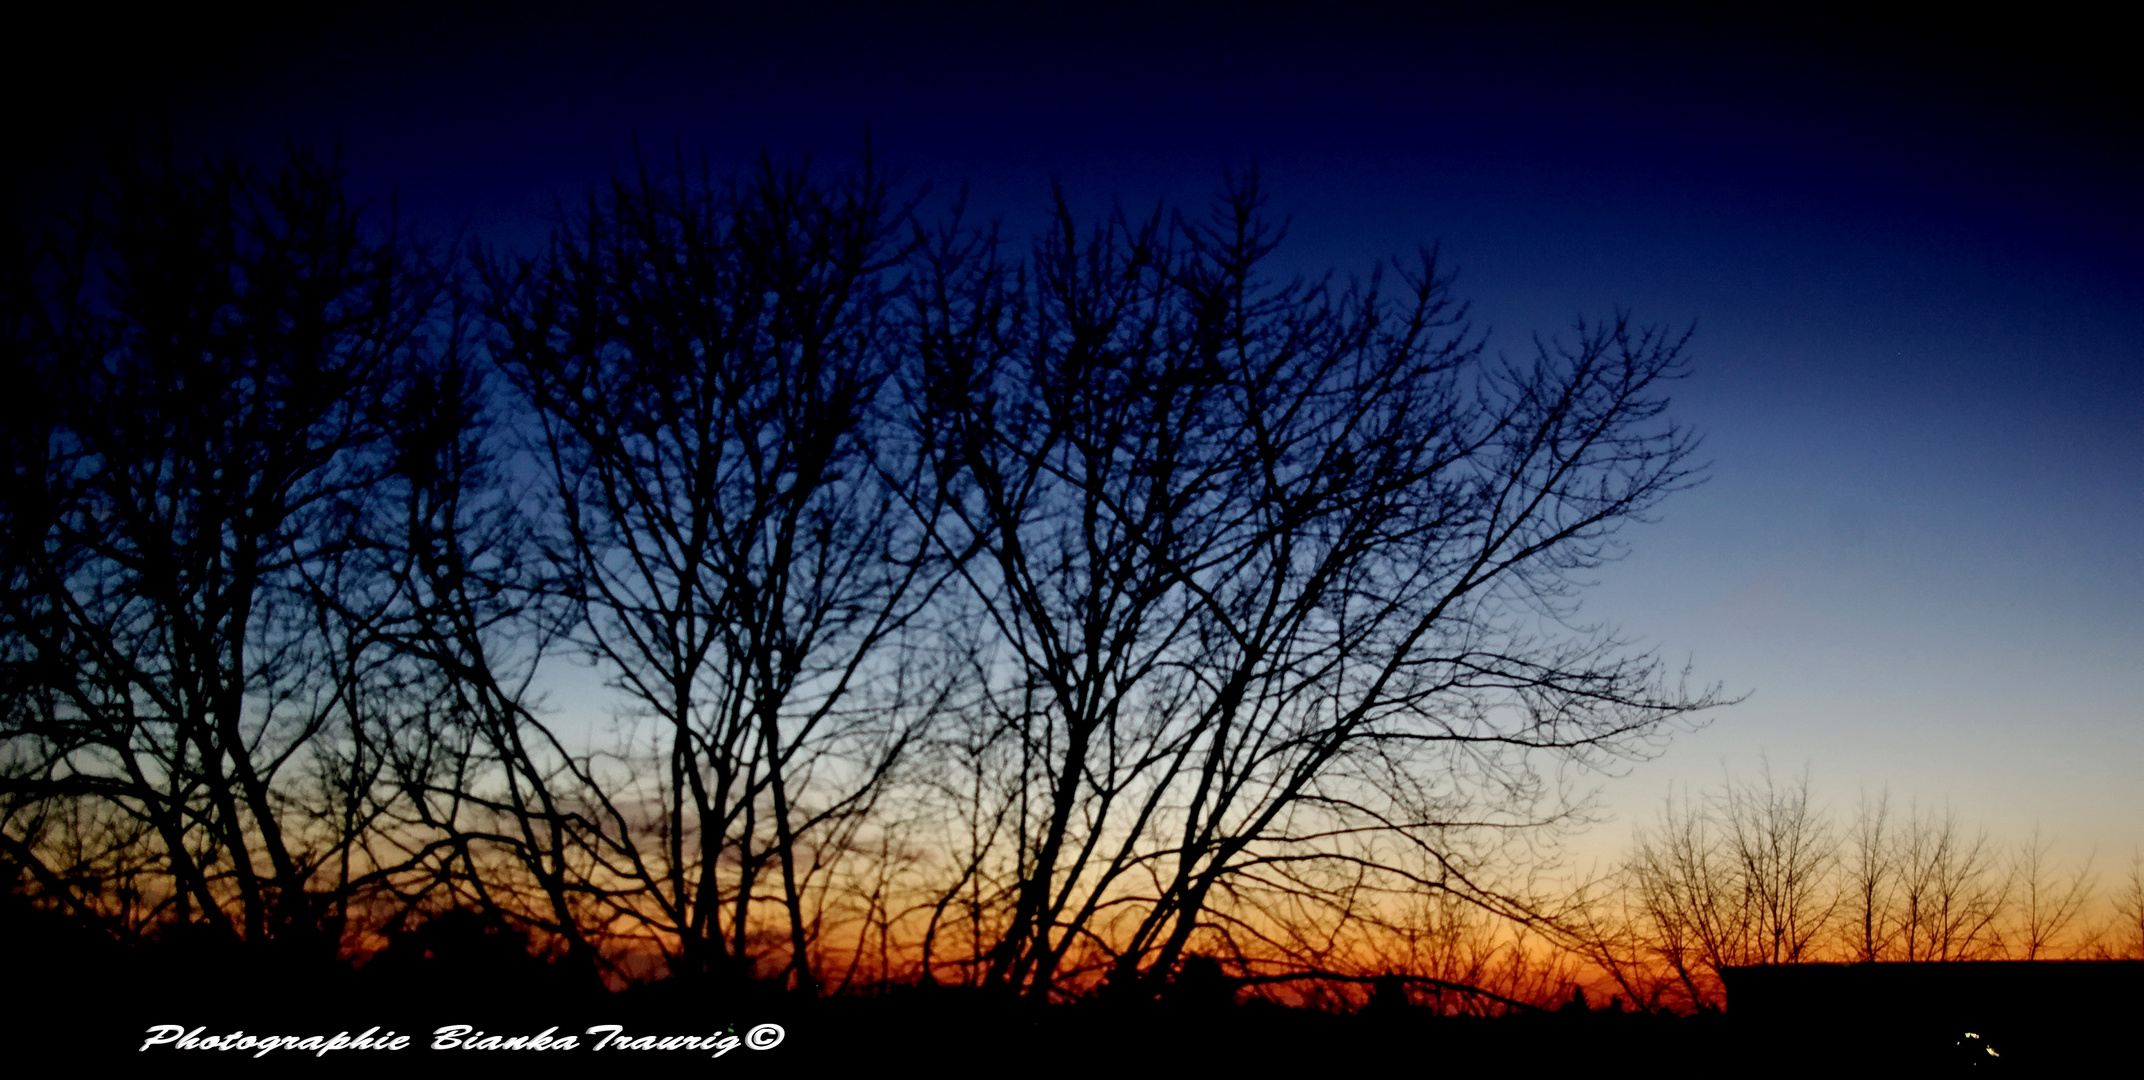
[24,2,2138,866]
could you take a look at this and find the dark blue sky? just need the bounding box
[24,2,2139,858]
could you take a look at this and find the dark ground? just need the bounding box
[2,898,2110,1074]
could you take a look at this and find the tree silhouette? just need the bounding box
[0,144,442,954]
[902,173,1722,999]
[5,142,1741,1015]
[1583,767,1838,1009]
[1571,770,2106,1014]
[481,151,949,989]
[322,301,613,986]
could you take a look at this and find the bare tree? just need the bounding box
[1891,802,2009,961]
[313,309,623,984]
[1838,791,2014,963]
[1561,864,1687,1013]
[1623,786,1742,1008]
[1594,767,1837,1010]
[1593,778,2105,1004]
[1722,765,1839,963]
[2009,827,2093,960]
[902,173,1721,1000]
[2092,851,2144,960]
[0,143,1784,1008]
[0,145,440,952]
[483,151,946,989]
[1845,790,1898,963]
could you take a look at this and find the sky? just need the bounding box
[20,2,2139,866]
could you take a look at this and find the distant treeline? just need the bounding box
[1570,769,2144,1012]
[3,137,1750,1008]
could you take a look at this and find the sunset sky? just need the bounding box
[25,3,2137,866]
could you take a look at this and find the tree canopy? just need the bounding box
[2,145,1723,1001]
